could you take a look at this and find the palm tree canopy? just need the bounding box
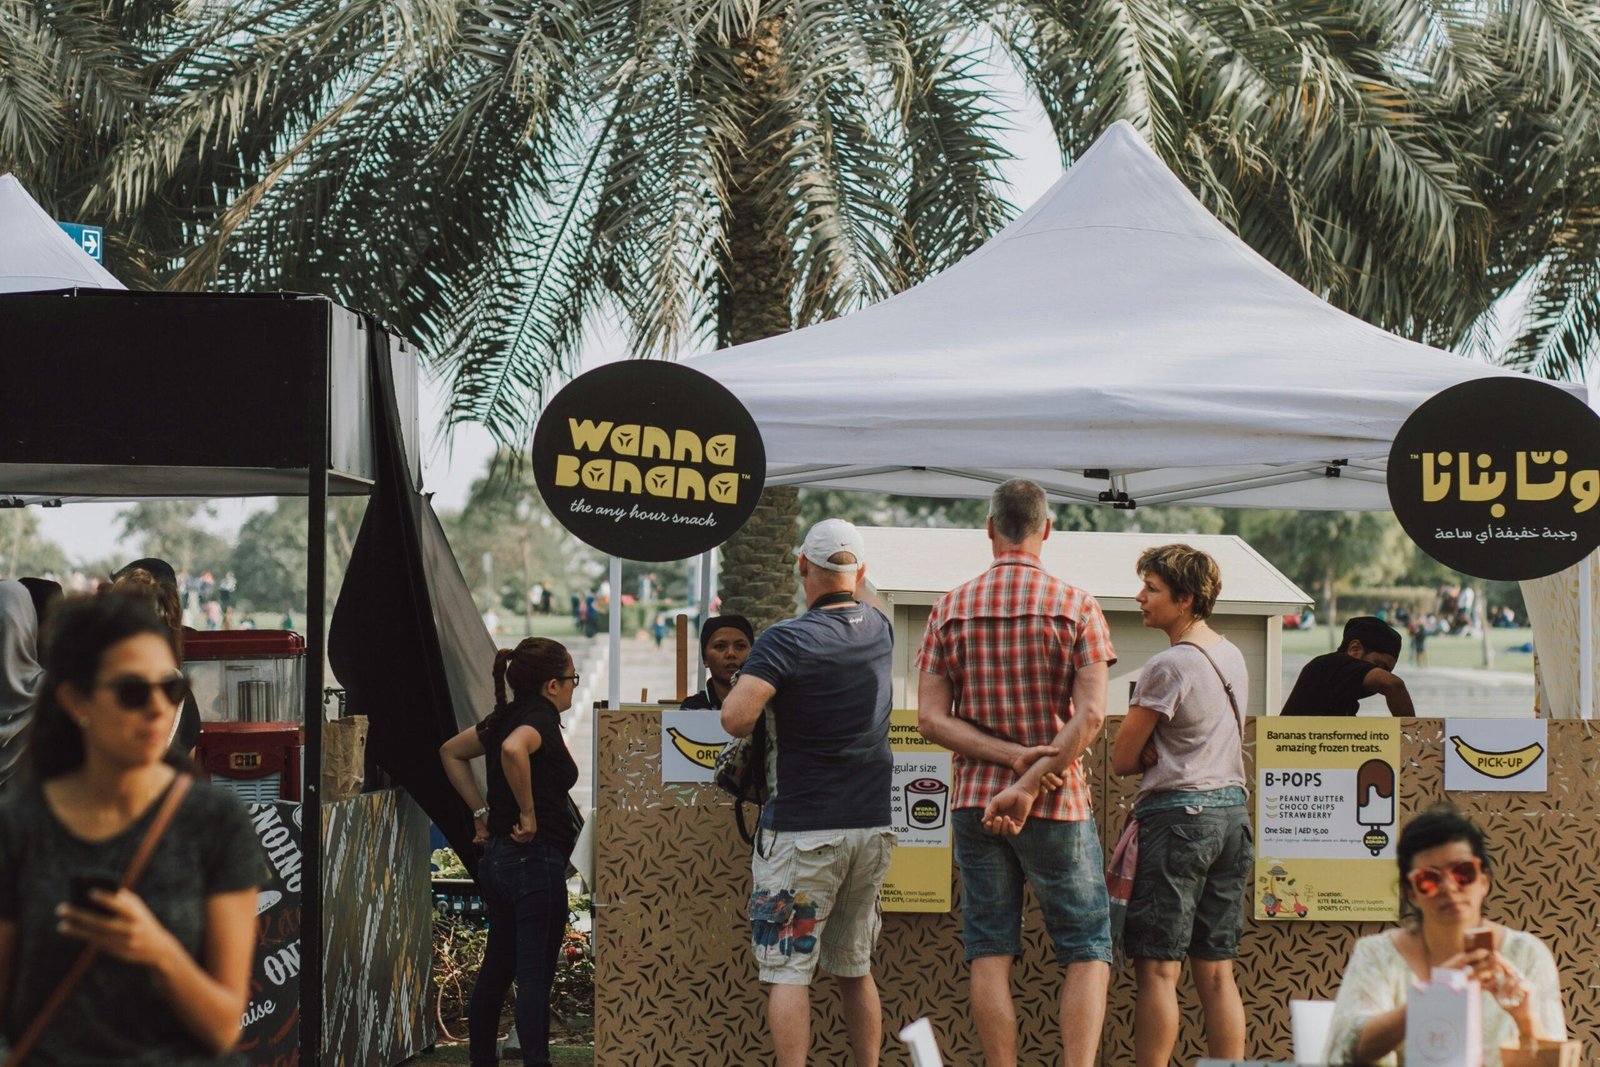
[4,0,1599,419]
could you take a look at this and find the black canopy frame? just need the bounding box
[0,287,424,1062]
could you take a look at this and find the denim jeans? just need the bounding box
[469,835,570,1067]
[953,810,1112,965]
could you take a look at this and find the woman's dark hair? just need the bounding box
[110,568,184,660]
[26,593,181,781]
[492,637,571,710]
[1397,805,1490,922]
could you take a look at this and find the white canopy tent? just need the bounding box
[677,120,1592,717]
[0,174,124,292]
[683,121,1582,510]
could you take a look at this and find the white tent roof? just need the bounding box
[684,121,1581,510]
[0,174,123,292]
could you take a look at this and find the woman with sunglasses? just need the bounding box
[0,593,263,1063]
[1325,806,1565,1065]
[440,637,580,1067]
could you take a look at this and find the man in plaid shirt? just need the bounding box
[916,478,1116,1067]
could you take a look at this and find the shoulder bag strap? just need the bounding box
[1178,640,1243,737]
[4,774,192,1067]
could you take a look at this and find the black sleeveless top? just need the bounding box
[476,694,579,853]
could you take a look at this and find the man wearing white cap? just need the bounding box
[721,518,895,1067]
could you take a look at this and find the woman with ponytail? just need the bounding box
[439,637,580,1067]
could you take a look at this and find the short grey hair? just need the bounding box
[989,479,1051,543]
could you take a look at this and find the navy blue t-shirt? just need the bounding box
[740,602,893,832]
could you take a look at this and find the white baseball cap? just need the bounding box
[801,519,867,572]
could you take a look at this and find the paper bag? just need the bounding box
[1406,966,1482,1067]
[1502,1039,1582,1067]
[321,714,369,800]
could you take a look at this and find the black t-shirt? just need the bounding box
[740,603,893,832]
[1280,651,1378,716]
[477,695,579,854]
[0,776,266,1065]
[678,687,721,710]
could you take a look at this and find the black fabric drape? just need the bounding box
[328,321,495,875]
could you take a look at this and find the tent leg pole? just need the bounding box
[1582,557,1593,721]
[301,327,329,1065]
[608,556,622,710]
[697,550,713,690]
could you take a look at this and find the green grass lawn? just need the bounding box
[1281,625,1536,674]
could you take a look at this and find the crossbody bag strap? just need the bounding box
[4,774,192,1067]
[1178,640,1243,737]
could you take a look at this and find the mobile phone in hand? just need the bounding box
[68,874,120,916]
[1466,926,1494,954]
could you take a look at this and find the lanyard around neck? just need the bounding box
[809,591,857,611]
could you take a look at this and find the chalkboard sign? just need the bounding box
[238,800,302,1067]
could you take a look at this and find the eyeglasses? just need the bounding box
[557,673,580,685]
[97,673,190,710]
[1406,858,1482,897]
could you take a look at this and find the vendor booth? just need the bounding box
[0,287,479,1066]
[585,121,1599,1064]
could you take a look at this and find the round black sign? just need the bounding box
[1387,377,1600,581]
[532,361,765,562]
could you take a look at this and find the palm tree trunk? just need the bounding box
[715,15,801,633]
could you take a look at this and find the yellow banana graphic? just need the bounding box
[666,727,724,769]
[1449,735,1544,779]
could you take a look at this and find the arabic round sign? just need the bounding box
[1387,377,1600,581]
[532,361,765,562]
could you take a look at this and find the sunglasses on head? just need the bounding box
[97,674,190,710]
[1406,858,1482,896]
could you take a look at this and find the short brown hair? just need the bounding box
[989,479,1050,543]
[1135,543,1221,619]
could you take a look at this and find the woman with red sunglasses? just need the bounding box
[1325,807,1565,1064]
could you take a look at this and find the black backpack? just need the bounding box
[712,715,770,851]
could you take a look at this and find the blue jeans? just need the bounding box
[469,835,570,1067]
[953,810,1112,965]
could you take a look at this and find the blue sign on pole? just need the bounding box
[56,222,105,263]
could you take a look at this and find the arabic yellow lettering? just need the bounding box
[1422,452,1452,502]
[1516,450,1567,501]
[1571,470,1599,514]
[1459,453,1507,503]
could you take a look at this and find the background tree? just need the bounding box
[0,510,69,580]
[229,498,365,615]
[9,1,1599,625]
[115,502,230,577]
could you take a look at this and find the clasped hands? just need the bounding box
[980,745,1066,836]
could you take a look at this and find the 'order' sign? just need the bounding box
[532,361,766,561]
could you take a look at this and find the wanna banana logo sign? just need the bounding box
[1444,720,1548,792]
[1388,377,1600,581]
[532,361,765,561]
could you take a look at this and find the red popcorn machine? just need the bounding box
[187,631,307,802]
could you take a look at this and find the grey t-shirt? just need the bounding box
[1130,640,1249,801]
[0,776,266,1066]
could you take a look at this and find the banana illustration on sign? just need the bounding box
[666,727,723,769]
[1449,735,1544,779]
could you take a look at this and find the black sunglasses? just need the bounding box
[96,674,190,710]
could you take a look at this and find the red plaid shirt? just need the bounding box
[915,552,1116,821]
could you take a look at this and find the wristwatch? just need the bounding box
[472,806,490,819]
